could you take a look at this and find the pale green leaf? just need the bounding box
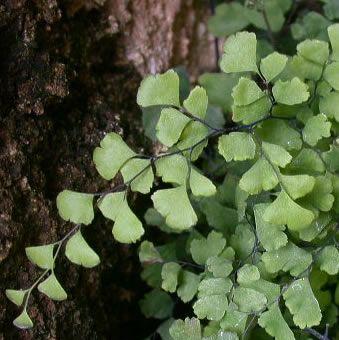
[239,158,278,195]
[220,302,247,335]
[263,191,314,231]
[93,132,135,180]
[156,108,190,147]
[121,158,154,194]
[198,73,240,112]
[303,114,331,146]
[177,270,200,303]
[289,55,323,81]
[297,39,329,65]
[324,62,339,90]
[13,310,33,329]
[137,70,180,107]
[5,289,26,306]
[204,331,239,340]
[37,273,67,301]
[152,186,197,230]
[56,190,94,225]
[254,203,287,251]
[258,303,295,340]
[190,231,226,265]
[139,241,162,264]
[233,287,267,313]
[218,132,256,162]
[161,262,181,293]
[283,278,322,328]
[65,230,100,268]
[288,148,325,174]
[255,120,302,151]
[303,175,334,212]
[262,242,312,276]
[220,31,258,73]
[323,145,339,172]
[99,192,144,243]
[193,294,228,321]
[280,174,316,200]
[198,278,232,297]
[260,52,288,82]
[316,245,339,275]
[207,256,233,279]
[262,142,292,168]
[207,3,249,37]
[169,317,202,340]
[230,224,255,260]
[237,264,260,285]
[272,78,309,105]
[183,86,208,119]
[232,96,271,124]
[25,244,54,270]
[190,169,216,197]
[328,24,339,61]
[298,213,332,242]
[319,91,339,122]
[231,77,264,106]
[140,289,174,319]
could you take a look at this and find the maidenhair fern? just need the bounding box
[6,4,339,340]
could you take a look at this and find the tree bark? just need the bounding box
[0,0,216,338]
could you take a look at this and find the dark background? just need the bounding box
[0,0,216,338]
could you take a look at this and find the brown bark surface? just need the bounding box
[0,0,216,338]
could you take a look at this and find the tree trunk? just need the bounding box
[0,0,216,338]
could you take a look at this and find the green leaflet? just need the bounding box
[302,114,331,146]
[237,264,260,284]
[137,70,180,107]
[323,145,339,172]
[316,246,339,275]
[139,241,162,264]
[37,274,67,301]
[161,262,181,293]
[220,302,247,335]
[65,230,100,268]
[231,77,264,106]
[152,186,197,230]
[5,289,26,306]
[297,39,329,65]
[170,318,201,340]
[207,256,233,279]
[56,190,94,225]
[261,242,312,276]
[140,289,174,319]
[319,91,339,122]
[207,3,249,37]
[93,132,135,180]
[99,192,144,243]
[230,224,255,260]
[190,231,226,265]
[262,142,292,168]
[239,158,279,195]
[156,155,216,197]
[232,287,267,313]
[255,120,302,151]
[324,62,339,90]
[328,24,339,61]
[288,148,325,174]
[156,107,190,147]
[272,78,310,105]
[183,86,208,119]
[263,190,314,230]
[280,174,315,200]
[120,158,154,194]
[25,244,55,270]
[220,31,258,73]
[283,278,322,329]
[218,132,256,162]
[258,303,295,340]
[177,270,200,303]
[13,310,33,330]
[254,203,287,251]
[260,52,288,82]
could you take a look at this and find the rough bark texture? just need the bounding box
[0,0,216,338]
